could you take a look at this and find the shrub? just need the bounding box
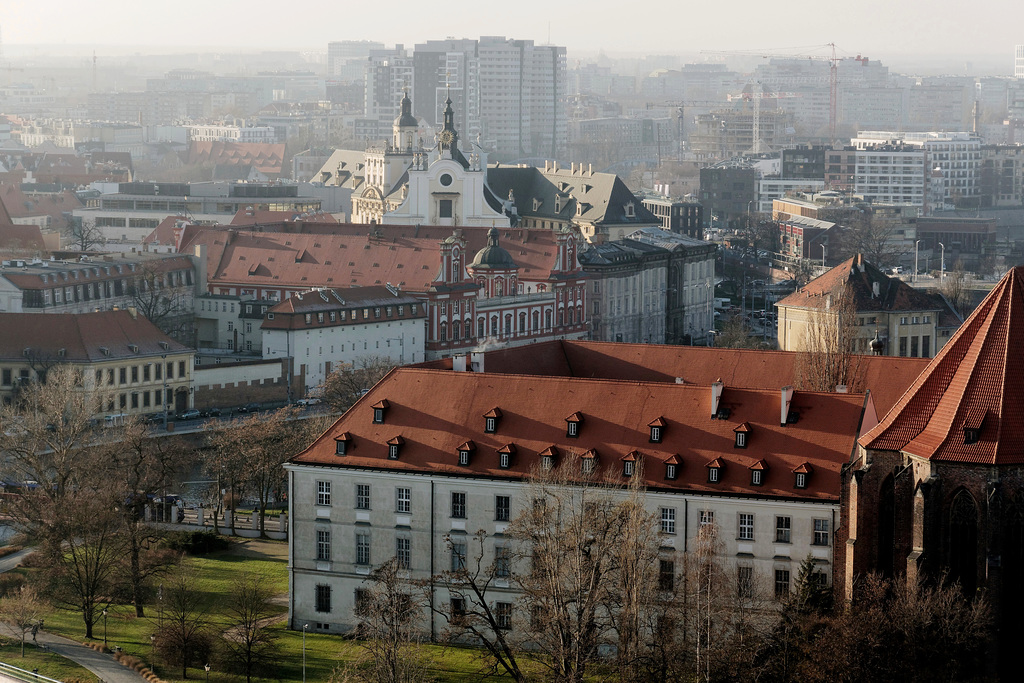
[162,530,230,555]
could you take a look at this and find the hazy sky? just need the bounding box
[2,0,1019,64]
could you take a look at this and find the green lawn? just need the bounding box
[32,538,524,682]
[0,638,100,682]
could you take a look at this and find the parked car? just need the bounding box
[238,402,260,413]
[176,409,201,421]
[295,397,321,406]
[199,408,221,418]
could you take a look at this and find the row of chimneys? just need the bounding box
[709,380,798,427]
[543,160,594,176]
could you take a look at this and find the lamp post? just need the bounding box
[939,242,945,282]
[102,608,107,647]
[820,243,826,270]
[204,663,211,683]
[914,240,921,284]
[302,623,309,683]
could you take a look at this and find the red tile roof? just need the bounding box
[0,310,188,362]
[229,209,337,226]
[419,340,927,417]
[291,368,869,502]
[187,142,285,177]
[777,254,949,316]
[0,223,45,252]
[859,266,1024,464]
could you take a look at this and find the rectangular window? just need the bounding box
[317,481,332,506]
[775,569,791,598]
[911,336,919,357]
[700,510,715,527]
[496,602,512,630]
[813,518,830,546]
[317,529,331,561]
[119,367,127,384]
[178,361,185,378]
[143,365,151,382]
[659,559,675,591]
[495,495,510,522]
[356,532,370,565]
[451,492,467,519]
[739,513,754,541]
[922,335,931,357]
[738,566,754,598]
[899,336,908,356]
[660,508,676,534]
[315,584,331,613]
[450,597,466,624]
[396,537,411,569]
[776,516,792,543]
[494,546,511,578]
[396,487,411,513]
[356,484,371,510]
[451,540,467,572]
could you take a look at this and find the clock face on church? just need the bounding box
[439,130,455,145]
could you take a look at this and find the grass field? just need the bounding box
[0,639,100,682]
[30,537,523,683]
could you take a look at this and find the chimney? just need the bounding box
[588,163,593,175]
[872,281,880,298]
[128,306,138,319]
[470,351,485,374]
[453,355,467,372]
[193,243,208,297]
[710,381,724,417]
[781,385,794,425]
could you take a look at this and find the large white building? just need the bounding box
[1016,45,1024,79]
[285,355,875,634]
[261,286,426,390]
[852,146,927,207]
[853,131,980,207]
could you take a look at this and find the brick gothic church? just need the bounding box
[840,266,1024,678]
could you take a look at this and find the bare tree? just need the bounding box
[940,259,975,320]
[795,284,864,393]
[128,261,194,344]
[320,355,395,413]
[820,207,902,269]
[64,215,104,252]
[220,571,281,683]
[155,561,212,679]
[100,418,184,617]
[346,558,425,683]
[1,584,47,656]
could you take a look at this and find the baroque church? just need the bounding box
[315,91,661,242]
[841,265,1024,679]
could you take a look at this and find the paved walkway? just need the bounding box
[0,548,34,574]
[0,622,148,683]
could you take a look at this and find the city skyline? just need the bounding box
[1,0,1020,68]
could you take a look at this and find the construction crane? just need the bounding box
[700,44,840,142]
[728,85,799,154]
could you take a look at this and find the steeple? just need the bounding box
[392,85,418,151]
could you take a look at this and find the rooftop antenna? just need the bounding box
[92,51,97,92]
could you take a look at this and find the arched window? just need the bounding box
[504,314,512,336]
[439,323,447,343]
[452,323,460,341]
[478,317,485,338]
[948,489,979,596]
[490,316,499,336]
[545,310,552,330]
[519,313,526,333]
[495,279,504,297]
[532,311,540,331]
[466,321,474,339]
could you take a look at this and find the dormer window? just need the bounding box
[372,399,390,424]
[962,408,985,445]
[334,432,352,455]
[664,454,682,481]
[621,451,640,477]
[456,440,476,466]
[749,460,768,486]
[498,443,517,469]
[484,408,502,433]
[648,417,666,443]
[793,463,813,489]
[734,422,751,448]
[387,436,404,459]
[625,201,635,218]
[706,458,724,483]
[581,449,598,475]
[539,445,559,471]
[565,412,583,438]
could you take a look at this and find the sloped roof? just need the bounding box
[187,141,285,177]
[859,266,1024,464]
[0,184,83,221]
[230,209,337,226]
[486,164,659,227]
[778,254,950,315]
[263,286,424,330]
[0,223,45,252]
[417,340,927,417]
[0,310,188,362]
[291,367,868,502]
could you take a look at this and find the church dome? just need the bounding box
[470,228,517,269]
[393,92,418,129]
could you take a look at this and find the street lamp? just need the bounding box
[939,242,945,282]
[204,663,211,683]
[102,608,107,647]
[302,623,309,683]
[914,240,921,284]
